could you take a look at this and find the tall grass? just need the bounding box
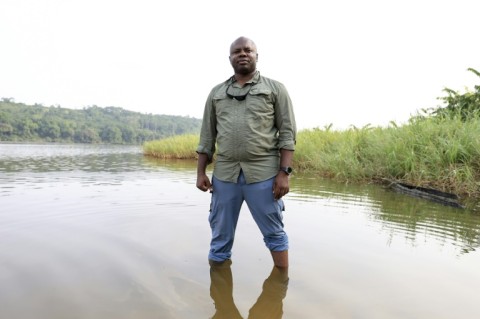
[143,134,199,159]
[295,116,480,197]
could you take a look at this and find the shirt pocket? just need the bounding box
[213,93,234,118]
[247,88,275,126]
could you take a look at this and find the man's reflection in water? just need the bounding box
[209,260,289,319]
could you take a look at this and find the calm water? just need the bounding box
[1,143,479,319]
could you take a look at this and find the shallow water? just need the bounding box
[1,143,479,319]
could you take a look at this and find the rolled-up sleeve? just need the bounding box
[274,83,296,151]
[196,90,217,161]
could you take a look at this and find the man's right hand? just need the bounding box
[196,174,212,192]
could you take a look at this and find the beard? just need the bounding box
[232,61,256,75]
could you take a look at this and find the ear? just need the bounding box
[256,53,259,62]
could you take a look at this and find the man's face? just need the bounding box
[229,39,258,75]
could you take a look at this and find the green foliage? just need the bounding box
[294,109,480,198]
[143,134,200,159]
[430,68,480,120]
[294,70,480,198]
[0,100,202,144]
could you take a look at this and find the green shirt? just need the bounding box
[197,71,296,184]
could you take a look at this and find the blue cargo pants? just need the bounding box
[208,170,289,262]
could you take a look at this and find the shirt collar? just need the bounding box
[228,70,260,85]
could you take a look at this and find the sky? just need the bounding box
[1,0,479,130]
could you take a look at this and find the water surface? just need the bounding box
[1,143,479,318]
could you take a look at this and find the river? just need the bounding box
[0,143,479,319]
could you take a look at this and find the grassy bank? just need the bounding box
[143,116,480,199]
[143,134,199,159]
[295,116,480,198]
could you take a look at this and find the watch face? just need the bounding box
[286,167,293,174]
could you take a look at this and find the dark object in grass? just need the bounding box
[388,181,465,209]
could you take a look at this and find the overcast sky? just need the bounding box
[1,0,479,130]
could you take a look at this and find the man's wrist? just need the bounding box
[279,166,293,175]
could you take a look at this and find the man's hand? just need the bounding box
[196,174,212,192]
[196,153,212,192]
[273,172,289,200]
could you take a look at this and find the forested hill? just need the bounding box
[0,99,202,144]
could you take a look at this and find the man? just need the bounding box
[196,36,296,269]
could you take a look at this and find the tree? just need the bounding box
[74,128,100,143]
[0,100,202,144]
[0,123,13,136]
[100,126,122,143]
[432,68,480,120]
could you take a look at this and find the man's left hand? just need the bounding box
[273,172,290,200]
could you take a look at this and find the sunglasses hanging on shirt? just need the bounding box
[225,83,255,101]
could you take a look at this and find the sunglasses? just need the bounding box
[226,83,254,101]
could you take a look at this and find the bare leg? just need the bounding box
[271,250,289,268]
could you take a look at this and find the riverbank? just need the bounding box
[295,116,480,200]
[143,116,480,204]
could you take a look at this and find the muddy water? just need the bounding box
[1,143,479,319]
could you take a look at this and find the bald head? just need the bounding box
[230,37,257,54]
[229,37,258,76]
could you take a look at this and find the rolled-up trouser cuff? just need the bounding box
[264,234,289,251]
[208,251,232,262]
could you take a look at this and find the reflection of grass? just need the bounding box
[370,191,480,254]
[143,117,480,199]
[142,156,198,172]
[290,174,480,254]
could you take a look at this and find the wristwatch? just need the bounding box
[279,166,293,175]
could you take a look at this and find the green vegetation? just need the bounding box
[295,118,479,197]
[143,134,199,159]
[297,68,480,198]
[143,68,480,199]
[432,68,480,121]
[0,99,201,144]
[296,68,480,198]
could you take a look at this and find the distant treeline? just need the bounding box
[0,98,202,144]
